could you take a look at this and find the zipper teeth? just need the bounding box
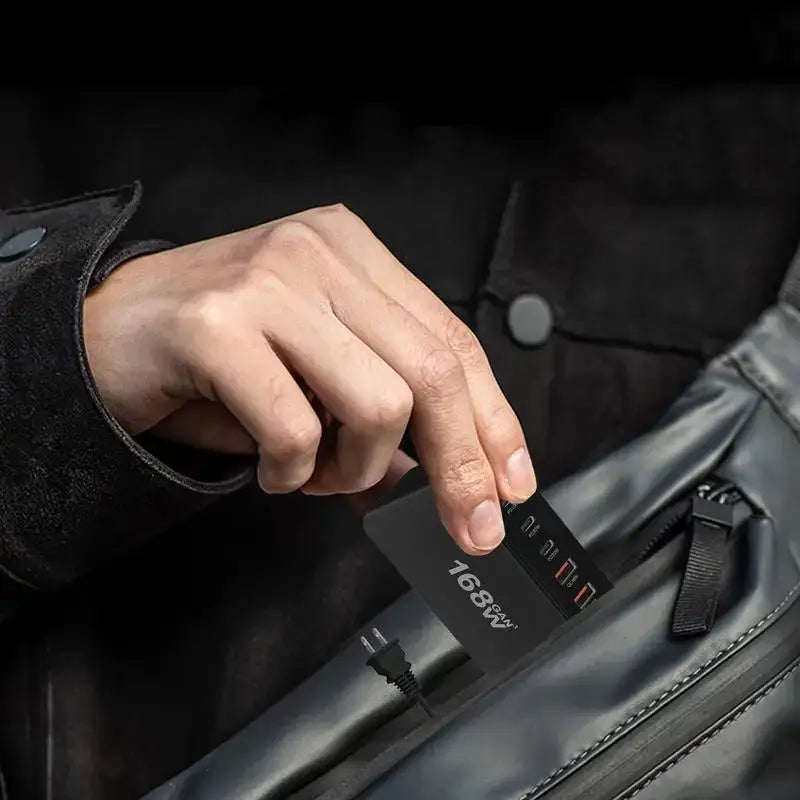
[636,506,690,566]
[635,478,741,567]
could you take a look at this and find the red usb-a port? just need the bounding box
[574,582,596,609]
[554,558,577,585]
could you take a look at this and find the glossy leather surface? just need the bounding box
[631,663,800,800]
[145,592,463,800]
[145,303,800,800]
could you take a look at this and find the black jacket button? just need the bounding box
[0,226,47,262]
[507,294,553,346]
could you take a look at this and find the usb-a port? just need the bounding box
[554,558,577,585]
[574,582,596,609]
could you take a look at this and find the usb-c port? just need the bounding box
[539,539,555,557]
[574,582,596,609]
[554,558,576,585]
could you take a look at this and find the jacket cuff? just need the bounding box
[91,237,176,285]
[0,183,252,603]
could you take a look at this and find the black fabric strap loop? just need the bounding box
[672,518,729,637]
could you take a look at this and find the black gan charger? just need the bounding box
[363,468,613,677]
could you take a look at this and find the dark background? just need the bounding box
[2,9,800,798]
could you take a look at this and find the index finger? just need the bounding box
[308,208,536,505]
[330,280,505,555]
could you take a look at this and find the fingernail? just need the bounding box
[468,500,505,551]
[505,447,537,501]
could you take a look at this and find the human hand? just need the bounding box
[83,205,536,554]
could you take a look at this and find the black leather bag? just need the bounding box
[145,255,800,800]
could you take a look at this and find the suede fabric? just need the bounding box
[0,187,251,599]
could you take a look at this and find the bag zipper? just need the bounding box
[618,479,739,570]
[633,481,737,565]
[616,477,751,637]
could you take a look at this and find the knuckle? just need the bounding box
[244,263,288,298]
[439,449,492,497]
[173,292,235,347]
[261,219,326,260]
[417,348,464,396]
[443,316,483,364]
[271,417,322,461]
[480,403,521,444]
[363,382,414,431]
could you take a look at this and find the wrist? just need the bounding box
[83,253,183,436]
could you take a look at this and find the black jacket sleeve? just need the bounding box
[0,183,252,615]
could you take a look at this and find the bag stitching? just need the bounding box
[729,350,800,438]
[619,660,800,800]
[518,581,800,799]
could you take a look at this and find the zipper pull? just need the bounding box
[671,496,736,637]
